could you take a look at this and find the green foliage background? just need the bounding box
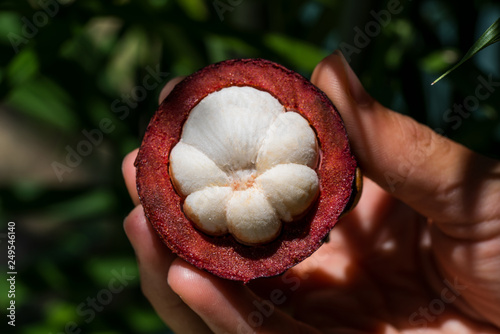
[0,0,499,333]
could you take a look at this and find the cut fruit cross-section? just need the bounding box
[169,86,320,245]
[135,58,361,282]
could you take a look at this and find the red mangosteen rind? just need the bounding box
[135,58,359,282]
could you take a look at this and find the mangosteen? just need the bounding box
[135,59,361,282]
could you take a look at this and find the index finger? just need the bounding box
[123,77,186,206]
[158,76,185,104]
[122,148,140,206]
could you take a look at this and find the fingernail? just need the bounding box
[334,50,372,106]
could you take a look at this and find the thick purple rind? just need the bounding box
[135,58,358,282]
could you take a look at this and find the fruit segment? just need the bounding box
[226,188,281,245]
[169,142,229,196]
[255,163,319,222]
[183,186,232,235]
[256,111,318,173]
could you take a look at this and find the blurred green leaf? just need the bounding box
[0,11,22,44]
[432,17,500,85]
[263,33,327,72]
[37,259,68,290]
[175,0,208,21]
[47,189,116,223]
[12,179,44,202]
[102,26,150,94]
[126,307,166,333]
[420,49,459,73]
[46,301,79,329]
[85,17,123,54]
[24,324,58,334]
[159,24,204,74]
[205,34,258,62]
[5,77,77,132]
[86,257,138,286]
[7,48,39,85]
[385,45,404,69]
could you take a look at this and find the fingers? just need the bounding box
[123,195,319,334]
[124,206,212,333]
[158,76,185,104]
[123,77,186,207]
[122,148,140,206]
[168,259,320,334]
[122,76,212,333]
[311,51,500,226]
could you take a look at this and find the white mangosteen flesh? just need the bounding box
[169,86,319,245]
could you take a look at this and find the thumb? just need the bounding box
[311,51,500,226]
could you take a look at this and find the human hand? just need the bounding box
[122,52,500,333]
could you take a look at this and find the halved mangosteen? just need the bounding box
[135,58,361,282]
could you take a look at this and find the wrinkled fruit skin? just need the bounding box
[135,59,359,282]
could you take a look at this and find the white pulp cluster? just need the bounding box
[169,86,319,245]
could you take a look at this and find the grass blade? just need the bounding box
[432,17,500,85]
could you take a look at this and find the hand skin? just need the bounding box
[122,51,500,334]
